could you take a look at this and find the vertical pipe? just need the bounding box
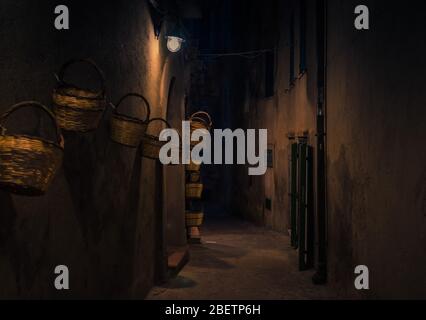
[313,0,328,285]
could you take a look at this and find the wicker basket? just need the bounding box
[186,183,203,199]
[185,211,204,227]
[187,171,201,183]
[190,111,212,132]
[185,160,201,172]
[110,93,151,147]
[189,111,212,146]
[53,59,106,132]
[0,101,64,196]
[140,118,171,160]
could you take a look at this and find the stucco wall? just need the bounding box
[0,0,187,298]
[326,0,426,298]
[231,0,318,234]
[230,0,426,298]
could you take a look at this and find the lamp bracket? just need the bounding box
[148,0,167,38]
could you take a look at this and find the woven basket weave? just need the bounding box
[187,171,201,183]
[186,183,203,199]
[185,211,204,227]
[0,101,64,196]
[53,59,106,132]
[189,111,212,146]
[186,161,201,172]
[140,118,171,160]
[190,111,212,132]
[110,93,151,147]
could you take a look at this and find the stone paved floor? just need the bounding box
[147,216,337,300]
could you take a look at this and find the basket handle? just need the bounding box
[0,101,62,144]
[190,111,212,128]
[56,58,106,96]
[112,93,151,122]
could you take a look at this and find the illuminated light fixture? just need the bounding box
[165,24,186,53]
[166,35,185,52]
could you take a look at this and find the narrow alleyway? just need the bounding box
[0,0,424,301]
[148,217,336,300]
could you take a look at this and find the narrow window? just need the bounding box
[265,198,272,211]
[267,148,274,168]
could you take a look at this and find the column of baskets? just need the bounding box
[185,111,212,243]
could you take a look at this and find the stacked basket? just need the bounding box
[185,111,212,243]
[185,159,204,243]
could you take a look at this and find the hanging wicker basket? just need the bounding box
[189,111,212,146]
[185,211,204,227]
[140,118,171,160]
[186,183,203,199]
[110,93,151,147]
[52,59,106,132]
[0,101,64,196]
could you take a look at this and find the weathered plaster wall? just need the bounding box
[231,0,318,234]
[326,0,426,298]
[231,0,426,298]
[0,0,186,298]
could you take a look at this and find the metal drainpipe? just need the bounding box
[313,0,328,285]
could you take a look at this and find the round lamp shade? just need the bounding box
[167,36,184,52]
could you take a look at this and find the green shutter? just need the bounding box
[298,143,307,270]
[290,143,298,248]
[306,145,314,268]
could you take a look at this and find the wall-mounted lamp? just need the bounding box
[166,36,185,53]
[148,0,187,52]
[166,24,186,52]
[165,18,186,52]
